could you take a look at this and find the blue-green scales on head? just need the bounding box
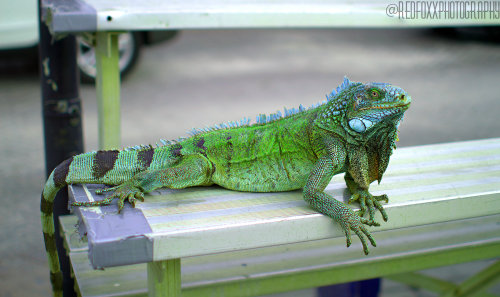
[317,77,410,134]
[41,77,410,297]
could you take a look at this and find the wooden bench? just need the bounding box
[63,138,500,297]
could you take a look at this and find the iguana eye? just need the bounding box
[371,90,380,99]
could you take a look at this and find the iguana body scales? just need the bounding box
[41,77,411,296]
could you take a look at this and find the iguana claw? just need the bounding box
[348,190,389,225]
[72,183,145,213]
[336,204,377,255]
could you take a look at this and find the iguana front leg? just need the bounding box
[344,142,389,226]
[73,154,213,212]
[303,150,377,255]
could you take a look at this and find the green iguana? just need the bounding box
[41,77,410,296]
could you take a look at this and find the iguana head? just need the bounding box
[317,77,411,134]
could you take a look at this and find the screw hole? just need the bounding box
[107,16,113,21]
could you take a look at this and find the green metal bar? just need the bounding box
[95,32,121,150]
[441,260,500,297]
[147,259,181,297]
[386,272,498,297]
[181,242,500,297]
[386,272,457,295]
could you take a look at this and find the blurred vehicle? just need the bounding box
[76,31,177,83]
[0,0,177,83]
[432,26,500,42]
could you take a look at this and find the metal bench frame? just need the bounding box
[61,213,500,297]
[65,138,500,297]
[41,1,500,296]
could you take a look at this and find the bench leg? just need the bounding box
[147,259,181,297]
[95,31,121,150]
[388,260,500,297]
[441,259,500,297]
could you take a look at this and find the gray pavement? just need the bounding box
[1,28,499,296]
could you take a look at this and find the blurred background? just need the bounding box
[1,15,500,297]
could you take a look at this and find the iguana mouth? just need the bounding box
[359,102,410,111]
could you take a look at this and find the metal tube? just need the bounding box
[39,0,84,295]
[95,32,121,150]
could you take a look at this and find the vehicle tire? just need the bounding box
[77,32,142,84]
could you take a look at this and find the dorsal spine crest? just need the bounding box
[150,76,356,144]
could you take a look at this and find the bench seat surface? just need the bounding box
[69,138,500,269]
[62,213,500,297]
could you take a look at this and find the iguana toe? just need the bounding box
[73,184,145,212]
[349,191,389,224]
[338,208,377,255]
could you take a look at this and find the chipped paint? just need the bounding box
[55,100,67,113]
[42,57,51,76]
[46,79,58,91]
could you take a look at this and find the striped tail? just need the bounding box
[41,157,72,297]
[41,146,176,296]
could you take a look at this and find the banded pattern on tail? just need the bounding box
[40,146,175,296]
